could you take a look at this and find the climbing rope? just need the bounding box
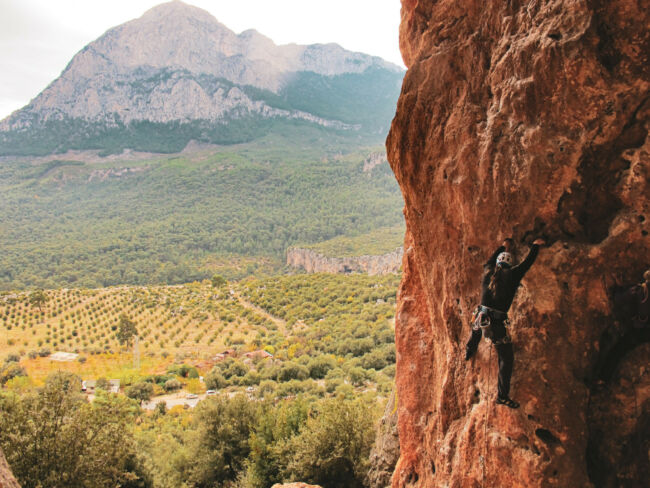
[482,345,494,488]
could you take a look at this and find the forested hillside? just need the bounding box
[0,128,403,290]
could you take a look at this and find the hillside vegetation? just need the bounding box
[296,225,405,257]
[0,130,403,290]
[1,272,399,487]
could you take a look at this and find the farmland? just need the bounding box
[1,272,398,390]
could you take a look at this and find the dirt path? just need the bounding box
[231,290,288,334]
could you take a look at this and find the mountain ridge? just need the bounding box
[0,0,403,156]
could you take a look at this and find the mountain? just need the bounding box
[0,1,403,156]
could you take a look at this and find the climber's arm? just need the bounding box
[512,239,544,280]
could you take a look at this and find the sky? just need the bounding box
[0,0,404,121]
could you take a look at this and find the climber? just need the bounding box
[465,237,545,409]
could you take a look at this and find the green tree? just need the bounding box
[205,370,228,390]
[211,274,227,288]
[0,372,150,488]
[279,397,376,488]
[163,378,182,392]
[125,382,154,405]
[28,289,48,312]
[117,314,137,348]
[95,377,110,391]
[0,363,27,386]
[187,395,259,486]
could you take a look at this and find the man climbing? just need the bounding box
[465,237,545,408]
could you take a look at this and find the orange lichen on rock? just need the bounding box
[387,0,648,487]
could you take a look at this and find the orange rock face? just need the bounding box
[0,448,20,488]
[386,1,649,487]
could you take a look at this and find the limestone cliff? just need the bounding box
[367,389,400,488]
[286,248,403,275]
[0,448,19,488]
[387,1,648,487]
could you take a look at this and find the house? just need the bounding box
[82,379,120,394]
[213,348,237,362]
[243,350,273,360]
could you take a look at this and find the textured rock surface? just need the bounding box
[366,389,400,488]
[0,0,399,130]
[0,448,20,488]
[386,0,648,487]
[286,248,403,275]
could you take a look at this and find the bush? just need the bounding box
[278,362,309,382]
[347,367,369,386]
[168,364,199,379]
[4,353,20,364]
[0,363,27,385]
[278,397,376,488]
[154,401,167,417]
[307,355,337,379]
[125,381,154,403]
[164,378,182,392]
[205,370,228,390]
[224,361,249,379]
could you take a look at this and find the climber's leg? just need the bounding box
[495,341,516,406]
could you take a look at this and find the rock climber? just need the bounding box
[465,237,545,408]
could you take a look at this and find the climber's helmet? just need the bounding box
[496,252,513,268]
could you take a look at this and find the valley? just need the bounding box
[0,132,403,290]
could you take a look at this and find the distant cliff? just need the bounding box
[286,247,403,275]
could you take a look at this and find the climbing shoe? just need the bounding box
[465,347,475,361]
[495,396,520,409]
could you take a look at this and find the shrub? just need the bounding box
[4,353,20,363]
[95,377,110,391]
[125,382,154,403]
[164,378,182,392]
[307,355,337,379]
[0,363,27,385]
[278,362,309,382]
[205,370,228,390]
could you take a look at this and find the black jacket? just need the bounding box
[480,244,540,314]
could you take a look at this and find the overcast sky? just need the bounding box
[0,0,404,121]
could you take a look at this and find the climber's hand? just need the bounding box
[533,238,545,246]
[502,238,514,251]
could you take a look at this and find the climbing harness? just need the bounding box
[472,305,510,343]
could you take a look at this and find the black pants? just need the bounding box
[466,320,514,399]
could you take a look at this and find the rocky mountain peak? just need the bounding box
[0,1,403,155]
